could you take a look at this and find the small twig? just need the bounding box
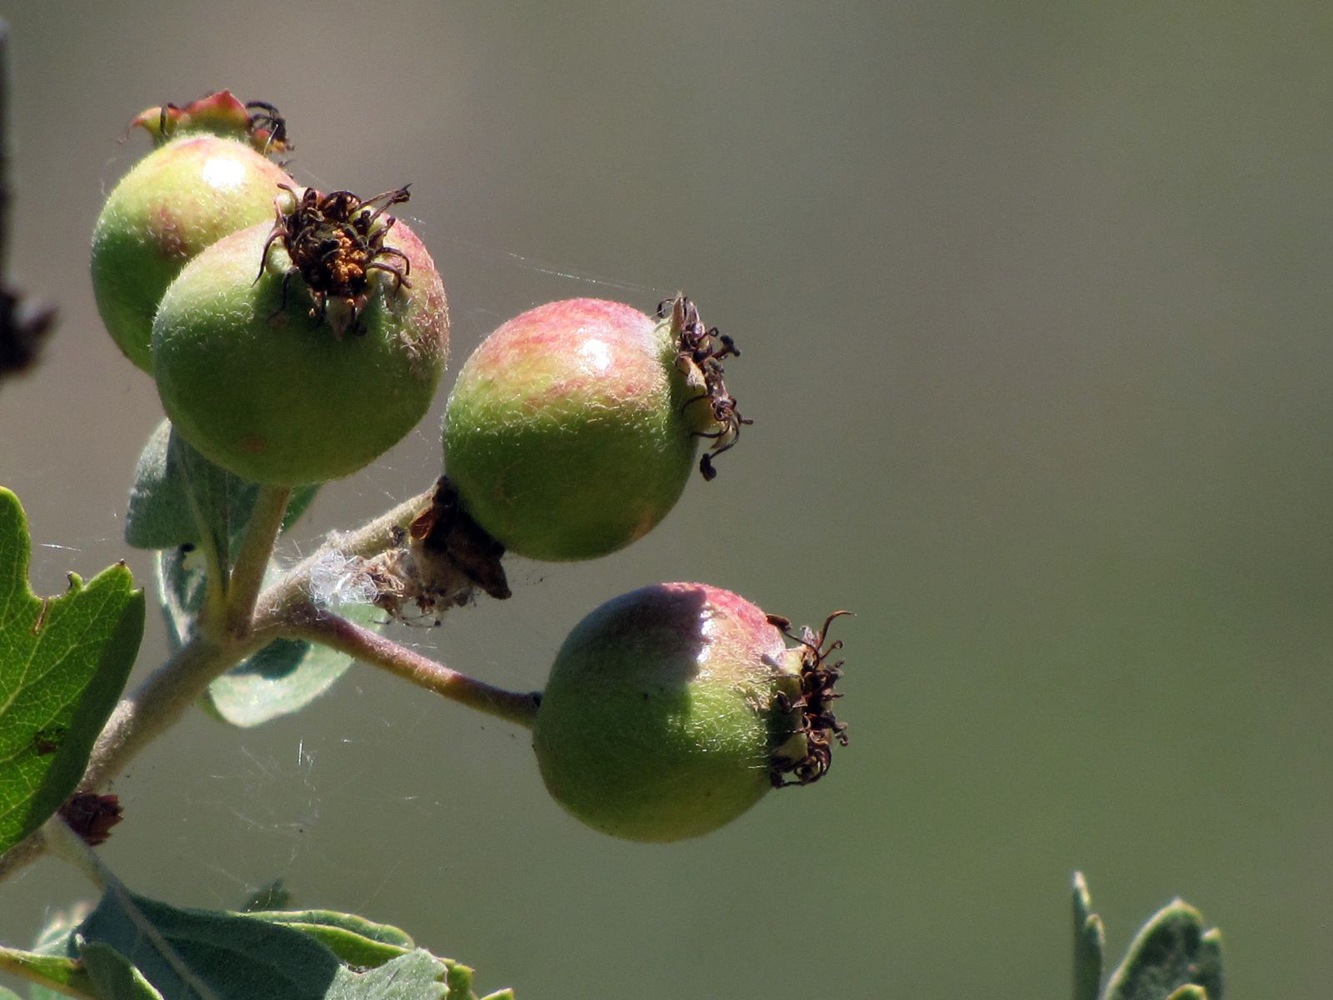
[224,485,291,636]
[279,603,541,729]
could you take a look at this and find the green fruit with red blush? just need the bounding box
[91,91,296,372]
[442,295,749,561]
[150,185,449,486]
[532,582,849,842]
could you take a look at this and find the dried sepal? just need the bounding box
[129,90,291,157]
[659,293,751,480]
[59,792,123,846]
[257,184,413,338]
[768,610,851,787]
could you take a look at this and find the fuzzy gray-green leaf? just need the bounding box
[157,547,364,727]
[325,950,447,1000]
[79,941,167,1000]
[76,888,343,999]
[1105,899,1223,1000]
[125,421,317,551]
[243,910,415,968]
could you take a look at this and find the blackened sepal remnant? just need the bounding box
[768,611,851,788]
[60,792,123,846]
[659,294,752,481]
[258,184,413,338]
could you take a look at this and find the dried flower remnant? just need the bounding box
[257,184,413,338]
[130,90,292,158]
[767,610,851,787]
[659,294,751,480]
[59,793,124,846]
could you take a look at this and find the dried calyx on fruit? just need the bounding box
[129,90,292,157]
[258,184,413,339]
[532,583,849,842]
[766,611,851,787]
[662,294,751,480]
[92,91,297,372]
[151,184,448,486]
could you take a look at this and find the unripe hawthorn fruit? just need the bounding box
[442,295,748,561]
[151,187,448,485]
[91,91,295,372]
[532,582,849,842]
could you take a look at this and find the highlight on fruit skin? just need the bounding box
[442,295,748,562]
[91,92,296,373]
[151,184,449,486]
[531,582,848,842]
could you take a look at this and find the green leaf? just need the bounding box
[242,911,415,969]
[1163,987,1208,1000]
[325,950,447,1000]
[1072,872,1104,1000]
[76,888,343,999]
[125,421,317,551]
[0,943,95,998]
[0,488,145,855]
[0,985,22,1000]
[444,964,473,1000]
[27,902,95,1000]
[239,879,294,913]
[157,547,369,727]
[79,942,167,1000]
[1105,898,1223,1000]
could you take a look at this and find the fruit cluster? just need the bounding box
[92,91,848,841]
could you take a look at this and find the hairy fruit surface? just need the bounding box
[91,93,296,372]
[151,201,448,485]
[442,296,746,561]
[532,583,848,842]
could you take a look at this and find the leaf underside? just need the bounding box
[125,420,318,552]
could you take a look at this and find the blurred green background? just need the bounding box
[2,2,1331,996]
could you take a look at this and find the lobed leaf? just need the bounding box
[325,950,448,1000]
[75,888,344,999]
[79,942,167,1000]
[1105,898,1223,1000]
[0,943,95,997]
[16,889,508,1000]
[1072,872,1104,1000]
[242,910,415,969]
[0,488,144,855]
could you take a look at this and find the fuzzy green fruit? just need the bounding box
[151,212,448,486]
[442,296,746,561]
[91,93,296,373]
[533,583,849,842]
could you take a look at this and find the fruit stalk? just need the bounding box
[278,604,541,729]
